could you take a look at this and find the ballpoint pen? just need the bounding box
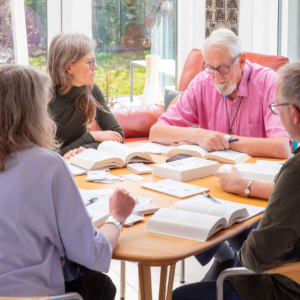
[85,197,98,206]
[228,138,239,143]
[203,192,221,204]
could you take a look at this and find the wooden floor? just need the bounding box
[108,256,213,300]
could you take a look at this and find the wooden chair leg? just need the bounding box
[120,260,126,300]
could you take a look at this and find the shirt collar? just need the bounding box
[237,59,251,98]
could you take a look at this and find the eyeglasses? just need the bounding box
[87,58,96,69]
[202,54,240,75]
[269,102,300,115]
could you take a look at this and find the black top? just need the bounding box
[49,84,124,156]
[230,147,300,300]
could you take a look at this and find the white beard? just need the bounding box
[215,81,237,96]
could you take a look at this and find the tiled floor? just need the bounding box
[108,256,213,300]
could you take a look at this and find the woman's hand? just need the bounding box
[90,131,122,143]
[215,166,249,195]
[109,188,135,224]
[63,146,86,159]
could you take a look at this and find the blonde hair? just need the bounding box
[47,33,104,125]
[0,65,59,171]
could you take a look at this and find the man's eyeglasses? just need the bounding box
[202,54,240,75]
[87,58,96,69]
[269,102,300,115]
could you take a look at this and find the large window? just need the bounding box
[92,0,176,106]
[0,0,47,67]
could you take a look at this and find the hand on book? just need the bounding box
[215,166,249,196]
[90,130,122,143]
[195,129,229,152]
[109,188,135,224]
[63,147,86,159]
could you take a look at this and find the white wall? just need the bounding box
[47,0,62,51]
[62,0,92,38]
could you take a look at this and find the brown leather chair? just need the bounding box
[91,102,164,143]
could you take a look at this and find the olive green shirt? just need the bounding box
[49,84,124,156]
[230,147,300,300]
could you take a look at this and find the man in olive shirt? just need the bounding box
[173,62,300,300]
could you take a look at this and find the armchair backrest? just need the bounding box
[178,49,290,92]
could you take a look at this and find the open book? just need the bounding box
[146,195,265,242]
[68,141,154,170]
[167,145,251,164]
[218,163,281,182]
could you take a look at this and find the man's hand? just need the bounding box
[63,147,86,159]
[109,188,135,224]
[90,130,122,143]
[215,166,249,195]
[195,129,230,151]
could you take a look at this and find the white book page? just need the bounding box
[149,208,222,231]
[79,189,113,205]
[255,160,285,167]
[209,150,250,161]
[134,142,175,155]
[188,195,265,222]
[159,157,217,171]
[86,196,110,219]
[168,144,209,157]
[170,198,248,225]
[141,179,209,198]
[74,148,113,162]
[97,141,135,161]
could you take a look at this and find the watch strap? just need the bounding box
[105,215,123,232]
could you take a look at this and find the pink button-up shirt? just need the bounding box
[159,60,290,140]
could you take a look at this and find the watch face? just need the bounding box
[224,134,231,140]
[244,188,250,195]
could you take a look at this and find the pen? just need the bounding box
[203,192,221,204]
[228,138,239,143]
[85,197,98,206]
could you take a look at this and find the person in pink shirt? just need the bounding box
[150,28,291,281]
[150,29,291,158]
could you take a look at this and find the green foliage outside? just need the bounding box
[28,49,150,96]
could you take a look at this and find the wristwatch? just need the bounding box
[244,180,255,197]
[105,216,123,232]
[224,134,231,140]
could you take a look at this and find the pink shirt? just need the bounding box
[159,60,290,140]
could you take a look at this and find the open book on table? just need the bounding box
[145,195,265,242]
[167,145,251,164]
[218,163,281,182]
[68,141,154,170]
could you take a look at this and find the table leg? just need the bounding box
[159,266,168,300]
[166,264,176,300]
[130,63,133,102]
[138,263,152,300]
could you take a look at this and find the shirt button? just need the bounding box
[232,108,235,111]
[232,126,235,128]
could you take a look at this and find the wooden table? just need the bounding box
[75,155,276,300]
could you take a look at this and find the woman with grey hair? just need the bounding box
[0,64,135,299]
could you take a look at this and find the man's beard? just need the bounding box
[215,81,237,96]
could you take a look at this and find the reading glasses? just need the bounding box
[269,102,300,115]
[87,58,96,69]
[202,54,240,75]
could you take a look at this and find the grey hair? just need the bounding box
[278,62,300,108]
[202,28,242,59]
